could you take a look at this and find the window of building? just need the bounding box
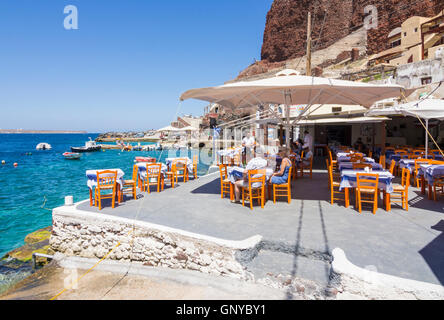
[404,32,407,37]
[421,77,432,85]
[414,28,418,33]
[332,107,342,113]
[391,39,401,47]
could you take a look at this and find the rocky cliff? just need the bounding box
[261,0,443,63]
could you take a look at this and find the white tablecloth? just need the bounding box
[86,169,125,190]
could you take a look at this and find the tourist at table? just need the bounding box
[231,156,267,204]
[299,147,313,167]
[270,149,292,185]
[291,139,303,156]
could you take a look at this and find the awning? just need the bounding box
[296,116,390,125]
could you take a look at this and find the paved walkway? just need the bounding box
[79,165,444,287]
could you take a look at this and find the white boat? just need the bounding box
[63,152,81,160]
[36,143,52,150]
[71,138,101,153]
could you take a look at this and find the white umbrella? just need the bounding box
[366,98,444,156]
[157,125,180,132]
[181,71,411,148]
[178,126,199,131]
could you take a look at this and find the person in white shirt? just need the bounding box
[302,130,313,153]
[242,133,256,163]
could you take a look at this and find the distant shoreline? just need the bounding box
[0,130,89,134]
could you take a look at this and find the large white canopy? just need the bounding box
[178,126,199,131]
[180,74,410,109]
[366,98,444,120]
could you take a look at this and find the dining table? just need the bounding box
[86,169,125,206]
[418,164,444,199]
[339,169,395,210]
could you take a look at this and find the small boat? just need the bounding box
[63,152,81,160]
[36,143,52,150]
[135,156,156,163]
[71,138,102,153]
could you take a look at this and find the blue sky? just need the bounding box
[0,0,273,132]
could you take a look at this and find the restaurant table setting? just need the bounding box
[136,162,168,182]
[418,164,444,186]
[398,159,417,173]
[338,162,383,171]
[339,169,395,193]
[217,147,243,159]
[165,157,193,173]
[86,169,125,189]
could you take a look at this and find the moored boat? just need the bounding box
[71,138,102,153]
[63,152,81,160]
[36,143,52,150]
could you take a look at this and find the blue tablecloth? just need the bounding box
[418,165,444,185]
[398,159,417,173]
[338,163,383,171]
[340,170,394,193]
[86,169,125,190]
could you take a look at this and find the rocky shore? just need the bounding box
[0,227,53,294]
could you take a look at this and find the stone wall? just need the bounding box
[50,205,261,280]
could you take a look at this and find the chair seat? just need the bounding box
[123,179,135,185]
[392,184,406,192]
[222,178,231,184]
[358,189,377,194]
[332,181,341,187]
[97,185,114,190]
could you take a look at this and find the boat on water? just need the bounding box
[71,138,102,153]
[63,152,81,160]
[135,156,156,163]
[36,143,52,150]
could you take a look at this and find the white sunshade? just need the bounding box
[366,98,444,120]
[297,116,391,125]
[180,74,411,109]
[157,125,180,132]
[178,126,199,131]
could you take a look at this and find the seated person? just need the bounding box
[299,147,313,168]
[270,149,292,185]
[232,157,267,203]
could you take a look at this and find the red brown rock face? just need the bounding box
[261,0,443,62]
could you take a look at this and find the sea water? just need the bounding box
[0,133,210,293]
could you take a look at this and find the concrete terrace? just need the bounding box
[78,160,444,288]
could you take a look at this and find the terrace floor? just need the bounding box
[78,159,444,290]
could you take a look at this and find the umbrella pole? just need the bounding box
[425,119,429,159]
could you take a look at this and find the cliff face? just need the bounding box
[261,0,443,63]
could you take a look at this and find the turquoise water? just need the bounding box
[0,134,210,259]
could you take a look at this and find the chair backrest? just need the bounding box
[368,150,373,159]
[386,147,395,151]
[415,159,432,174]
[353,163,372,170]
[327,161,334,186]
[173,159,187,171]
[401,167,411,189]
[219,164,228,180]
[193,155,198,165]
[389,160,396,175]
[97,170,117,189]
[248,169,266,189]
[430,160,444,165]
[146,163,162,178]
[356,173,379,193]
[379,155,386,168]
[132,164,138,181]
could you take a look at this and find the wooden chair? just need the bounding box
[368,150,373,159]
[328,150,338,171]
[327,161,348,206]
[355,173,379,214]
[272,167,293,204]
[388,160,396,176]
[433,176,444,201]
[219,164,233,200]
[121,165,138,201]
[242,169,266,210]
[299,155,313,178]
[391,168,410,210]
[144,163,162,193]
[174,159,188,183]
[414,159,431,188]
[94,170,117,210]
[164,164,176,189]
[191,155,198,179]
[379,155,386,170]
[233,153,242,166]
